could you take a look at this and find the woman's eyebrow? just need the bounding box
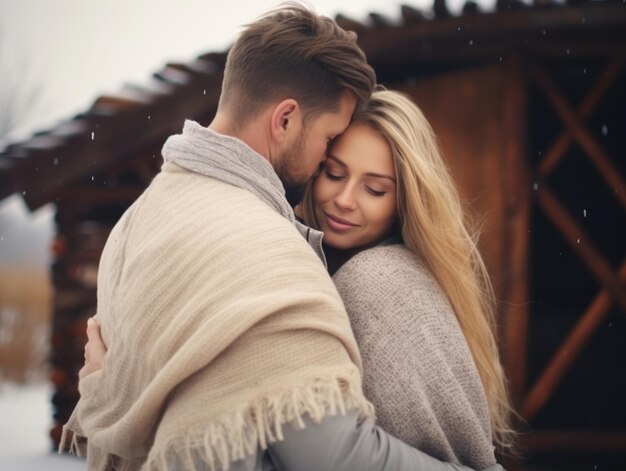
[327,155,396,182]
[327,155,347,167]
[365,172,396,182]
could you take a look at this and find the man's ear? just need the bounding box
[269,98,301,144]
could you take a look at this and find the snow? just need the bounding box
[0,453,85,471]
[0,382,86,470]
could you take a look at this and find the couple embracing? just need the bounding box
[62,4,515,470]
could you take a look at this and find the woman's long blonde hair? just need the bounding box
[299,89,516,452]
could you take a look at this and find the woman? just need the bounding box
[298,89,515,467]
[81,89,514,468]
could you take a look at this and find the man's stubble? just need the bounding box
[275,130,310,207]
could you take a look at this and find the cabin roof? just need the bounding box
[2,1,624,209]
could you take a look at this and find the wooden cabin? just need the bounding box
[1,1,624,469]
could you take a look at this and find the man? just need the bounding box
[64,5,505,471]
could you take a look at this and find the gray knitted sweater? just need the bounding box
[332,243,496,469]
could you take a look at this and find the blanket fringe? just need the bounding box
[145,370,374,471]
[59,424,83,457]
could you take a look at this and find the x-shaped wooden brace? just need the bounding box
[521,56,626,422]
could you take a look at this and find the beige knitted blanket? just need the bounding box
[61,124,373,470]
[333,244,496,469]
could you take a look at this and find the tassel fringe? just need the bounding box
[146,371,374,471]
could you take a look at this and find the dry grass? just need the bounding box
[0,265,51,383]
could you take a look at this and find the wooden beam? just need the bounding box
[501,54,531,403]
[400,5,425,25]
[359,5,626,65]
[334,14,366,32]
[535,186,626,312]
[524,39,626,59]
[539,56,625,176]
[15,71,222,211]
[523,431,626,453]
[369,13,392,28]
[521,260,626,422]
[530,61,626,211]
[56,186,143,206]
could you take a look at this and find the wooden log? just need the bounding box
[400,5,425,25]
[369,13,392,28]
[153,66,194,86]
[334,14,366,32]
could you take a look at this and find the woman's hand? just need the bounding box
[79,317,108,379]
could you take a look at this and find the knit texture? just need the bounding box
[332,244,496,469]
[61,123,374,470]
[162,120,295,223]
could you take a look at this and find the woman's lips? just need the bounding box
[323,211,359,232]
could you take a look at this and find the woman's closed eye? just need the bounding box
[325,171,345,181]
[365,187,387,197]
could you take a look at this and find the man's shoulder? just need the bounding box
[152,163,295,229]
[158,163,279,210]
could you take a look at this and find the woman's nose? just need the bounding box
[334,184,357,210]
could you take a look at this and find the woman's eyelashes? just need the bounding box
[366,187,387,197]
[324,170,344,181]
[324,170,388,197]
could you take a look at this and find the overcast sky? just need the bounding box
[0,0,497,268]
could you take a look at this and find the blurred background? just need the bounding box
[0,0,624,470]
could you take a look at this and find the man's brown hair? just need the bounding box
[220,3,376,128]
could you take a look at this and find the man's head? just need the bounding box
[217,4,376,204]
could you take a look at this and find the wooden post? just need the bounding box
[501,53,530,405]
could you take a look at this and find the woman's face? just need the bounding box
[313,122,398,251]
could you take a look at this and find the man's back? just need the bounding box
[74,162,370,469]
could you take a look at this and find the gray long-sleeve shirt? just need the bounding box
[179,412,504,471]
